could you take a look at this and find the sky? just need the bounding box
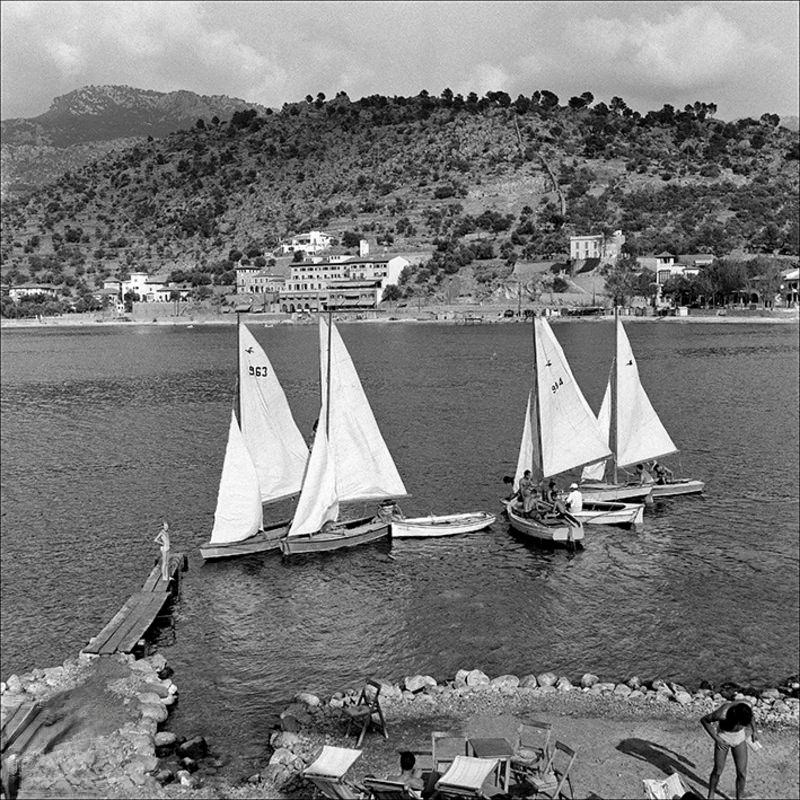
[1,1,798,122]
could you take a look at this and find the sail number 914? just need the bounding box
[249,366,269,377]
[551,377,563,393]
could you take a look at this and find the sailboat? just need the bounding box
[199,319,309,560]
[279,314,407,555]
[504,315,616,545]
[580,309,704,499]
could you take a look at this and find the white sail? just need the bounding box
[535,317,612,477]
[581,382,611,481]
[209,411,263,544]
[514,391,541,490]
[287,413,339,537]
[321,318,407,502]
[238,324,308,503]
[614,317,678,467]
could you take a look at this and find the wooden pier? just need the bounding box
[82,552,186,657]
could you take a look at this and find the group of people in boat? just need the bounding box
[635,460,674,485]
[514,470,583,519]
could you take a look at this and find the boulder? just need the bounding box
[140,702,168,724]
[454,669,470,688]
[613,683,632,698]
[519,674,538,689]
[177,769,199,788]
[177,735,208,761]
[595,682,616,693]
[247,773,262,784]
[154,731,177,757]
[269,748,296,767]
[404,675,437,693]
[555,677,573,692]
[294,692,321,708]
[580,674,599,689]
[5,676,22,694]
[650,679,668,692]
[136,691,164,706]
[146,654,168,673]
[538,685,557,694]
[674,691,693,706]
[270,731,302,751]
[465,670,490,687]
[377,682,403,701]
[626,676,642,690]
[180,757,199,773]
[628,690,645,701]
[328,697,344,709]
[401,690,415,702]
[143,679,172,698]
[536,672,557,687]
[761,688,782,700]
[489,675,520,691]
[154,768,174,786]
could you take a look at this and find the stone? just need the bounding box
[669,682,688,696]
[519,674,538,689]
[580,673,599,688]
[43,667,63,686]
[130,660,155,674]
[294,691,321,707]
[653,692,671,704]
[146,653,168,672]
[674,691,693,706]
[377,681,403,701]
[490,675,520,691]
[140,702,168,724]
[595,682,616,693]
[614,683,632,697]
[536,672,557,687]
[143,679,172,698]
[401,690,415,701]
[155,731,178,757]
[628,690,645,700]
[651,679,668,691]
[627,676,642,690]
[454,669,470,688]
[761,688,782,700]
[161,693,176,707]
[404,675,437,693]
[0,682,5,694]
[247,773,262,784]
[271,731,302,750]
[270,748,296,766]
[538,685,557,694]
[180,757,199,773]
[136,691,164,706]
[772,700,790,715]
[178,735,208,761]
[177,769,198,788]
[465,670,490,687]
[555,677,573,692]
[5,676,22,694]
[328,697,344,709]
[154,769,174,785]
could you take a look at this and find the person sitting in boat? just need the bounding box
[374,500,400,523]
[565,482,583,513]
[518,470,536,515]
[635,463,655,485]
[545,480,568,516]
[650,460,673,484]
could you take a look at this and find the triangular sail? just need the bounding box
[614,317,678,467]
[535,316,612,477]
[210,411,263,544]
[238,324,308,503]
[321,317,407,502]
[581,382,611,481]
[287,413,339,537]
[514,391,541,490]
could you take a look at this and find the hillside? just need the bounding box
[0,85,270,196]
[1,89,798,306]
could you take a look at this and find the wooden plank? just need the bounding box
[2,707,44,755]
[117,593,172,654]
[141,563,162,592]
[1,703,38,752]
[83,593,142,655]
[142,552,183,593]
[100,591,168,655]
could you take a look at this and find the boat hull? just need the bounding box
[392,512,496,538]
[503,502,584,545]
[199,521,289,560]
[571,501,644,528]
[579,483,654,503]
[279,517,390,555]
[650,479,705,498]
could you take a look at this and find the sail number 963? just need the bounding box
[248,366,269,377]
[551,377,563,393]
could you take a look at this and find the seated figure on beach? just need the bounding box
[387,751,424,797]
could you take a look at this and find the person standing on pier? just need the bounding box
[700,700,758,800]
[154,521,171,583]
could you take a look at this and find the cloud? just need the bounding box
[465,63,513,97]
[45,38,84,76]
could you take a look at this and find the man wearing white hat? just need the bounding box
[566,482,583,513]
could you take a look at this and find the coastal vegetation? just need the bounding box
[1,87,798,313]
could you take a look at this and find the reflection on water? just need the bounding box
[1,321,798,772]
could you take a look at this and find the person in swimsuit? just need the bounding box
[700,700,758,799]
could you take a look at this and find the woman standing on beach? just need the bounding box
[700,700,758,800]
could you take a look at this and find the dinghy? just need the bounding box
[199,319,308,560]
[280,314,407,556]
[504,315,616,546]
[581,308,704,499]
[569,499,644,528]
[391,511,496,538]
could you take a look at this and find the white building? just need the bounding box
[235,266,286,295]
[280,255,409,312]
[121,272,191,302]
[7,283,58,301]
[569,230,625,262]
[280,230,334,256]
[637,253,704,285]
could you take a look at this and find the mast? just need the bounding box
[531,312,544,478]
[325,305,333,436]
[236,310,242,423]
[610,306,618,483]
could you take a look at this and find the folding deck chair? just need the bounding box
[510,719,553,782]
[434,755,500,799]
[642,772,689,800]
[525,740,577,799]
[343,679,389,748]
[362,777,419,800]
[431,731,469,774]
[303,745,364,800]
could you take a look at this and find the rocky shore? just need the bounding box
[2,658,798,799]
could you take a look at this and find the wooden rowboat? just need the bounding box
[199,520,289,560]
[579,482,653,503]
[391,511,496,539]
[503,501,584,546]
[570,500,644,528]
[649,479,705,498]
[279,516,389,555]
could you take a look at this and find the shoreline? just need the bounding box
[1,309,798,330]
[2,656,797,799]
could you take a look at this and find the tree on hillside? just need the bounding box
[601,256,651,305]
